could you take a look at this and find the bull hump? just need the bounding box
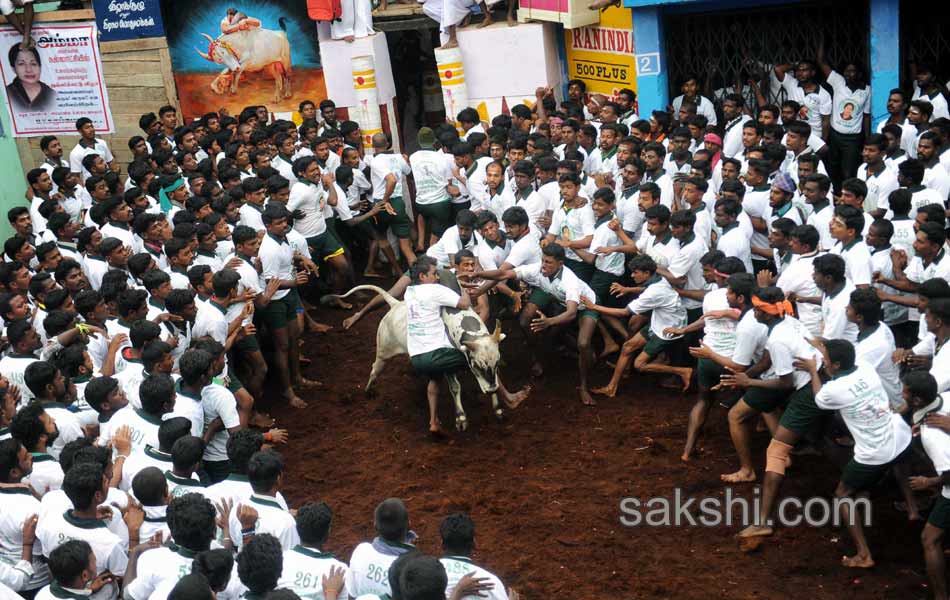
[460,316,482,333]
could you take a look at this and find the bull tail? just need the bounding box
[278,17,287,31]
[336,284,401,308]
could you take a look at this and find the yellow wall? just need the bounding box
[565,6,637,100]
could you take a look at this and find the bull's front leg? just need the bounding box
[230,66,245,94]
[446,373,467,431]
[490,392,504,422]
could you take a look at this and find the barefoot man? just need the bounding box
[797,339,913,569]
[471,244,599,405]
[583,254,692,397]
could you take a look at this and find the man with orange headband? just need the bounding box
[721,286,825,538]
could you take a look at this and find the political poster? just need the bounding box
[0,22,114,137]
[565,6,637,101]
[159,1,327,119]
[93,0,166,42]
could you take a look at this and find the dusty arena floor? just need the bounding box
[266,296,932,599]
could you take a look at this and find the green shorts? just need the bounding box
[743,386,788,413]
[259,289,302,329]
[374,196,411,238]
[778,384,827,436]
[589,270,621,305]
[527,288,599,322]
[417,201,453,236]
[307,230,345,262]
[411,347,468,376]
[840,459,890,492]
[642,328,677,358]
[930,496,950,529]
[697,358,725,389]
[564,258,595,283]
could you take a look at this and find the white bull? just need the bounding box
[194,19,292,104]
[339,285,506,431]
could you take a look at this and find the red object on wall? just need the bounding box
[307,0,342,22]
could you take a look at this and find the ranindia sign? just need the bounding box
[565,6,637,98]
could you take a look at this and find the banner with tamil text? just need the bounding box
[0,22,114,137]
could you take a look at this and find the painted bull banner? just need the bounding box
[159,1,327,118]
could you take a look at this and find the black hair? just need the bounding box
[142,373,177,416]
[129,319,161,349]
[24,361,58,399]
[179,349,213,386]
[375,497,409,543]
[192,549,235,593]
[48,540,94,586]
[400,555,448,600]
[903,370,938,405]
[172,436,205,472]
[168,573,214,600]
[295,501,333,546]
[237,533,283,594]
[226,429,264,474]
[812,253,846,282]
[789,224,820,250]
[247,450,284,494]
[63,462,104,511]
[628,254,657,274]
[825,339,856,371]
[439,513,475,555]
[167,493,217,552]
[132,466,168,506]
[159,416,193,452]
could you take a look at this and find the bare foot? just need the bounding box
[362,270,385,279]
[344,35,355,42]
[506,15,516,26]
[343,314,361,330]
[295,377,323,389]
[307,321,333,333]
[736,524,773,538]
[476,14,493,27]
[250,412,275,428]
[578,388,597,406]
[288,396,308,409]
[841,554,875,569]
[429,422,448,438]
[591,384,617,398]
[680,453,691,463]
[530,362,544,377]
[439,40,459,49]
[328,297,353,310]
[679,368,693,392]
[503,385,531,409]
[720,469,756,483]
[460,14,472,27]
[599,341,620,360]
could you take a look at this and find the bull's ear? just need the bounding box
[492,320,503,343]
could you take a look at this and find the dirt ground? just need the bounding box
[173,70,326,119]
[265,291,933,599]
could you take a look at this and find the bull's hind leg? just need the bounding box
[446,373,467,431]
[365,356,387,392]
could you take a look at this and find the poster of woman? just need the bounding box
[0,22,114,136]
[160,1,327,119]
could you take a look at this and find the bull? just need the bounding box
[338,284,506,431]
[195,18,292,104]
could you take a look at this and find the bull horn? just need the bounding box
[492,320,502,343]
[201,32,215,44]
[194,47,211,61]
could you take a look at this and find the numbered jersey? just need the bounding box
[345,541,414,599]
[278,546,349,600]
[124,545,204,600]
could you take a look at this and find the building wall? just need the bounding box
[14,37,179,175]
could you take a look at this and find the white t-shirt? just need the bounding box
[278,545,350,600]
[826,71,870,135]
[201,383,240,462]
[716,223,752,274]
[671,94,718,126]
[731,310,768,367]
[858,163,899,214]
[590,218,625,276]
[778,74,832,137]
[669,233,708,310]
[410,149,453,205]
[626,277,686,340]
[805,202,835,251]
[701,287,738,356]
[441,557,508,600]
[920,395,950,498]
[855,323,903,410]
[762,316,822,390]
[548,202,595,262]
[346,541,414,599]
[370,153,410,200]
[259,234,294,300]
[69,138,114,179]
[830,238,872,286]
[228,494,299,551]
[288,181,329,238]
[515,264,596,311]
[404,284,460,356]
[0,488,49,591]
[426,226,481,268]
[815,361,911,465]
[502,232,541,268]
[36,510,127,600]
[821,281,859,342]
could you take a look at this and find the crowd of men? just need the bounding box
[3,50,950,598]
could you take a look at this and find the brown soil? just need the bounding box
[172,70,327,119]
[266,296,930,599]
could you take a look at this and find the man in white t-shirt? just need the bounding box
[808,340,912,569]
[859,134,900,215]
[277,502,349,599]
[814,253,859,342]
[346,499,416,599]
[0,439,50,593]
[439,513,508,600]
[906,370,950,599]
[410,128,455,245]
[818,47,871,187]
[369,134,414,265]
[773,61,832,139]
[68,118,115,182]
[802,173,835,250]
[671,76,718,127]
[585,254,690,398]
[426,210,481,268]
[828,205,871,287]
[404,258,471,435]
